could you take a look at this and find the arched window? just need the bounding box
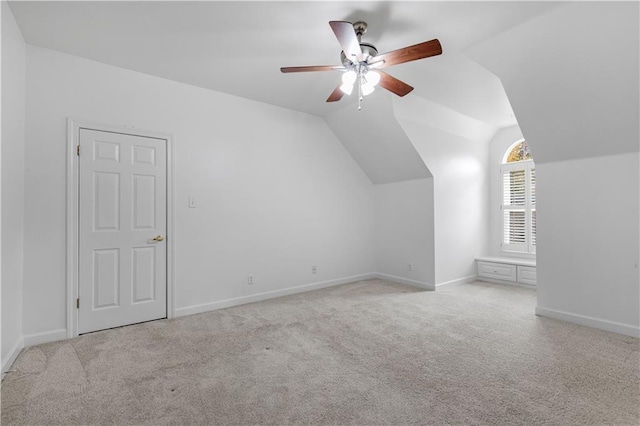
[501,140,536,254]
[504,141,533,163]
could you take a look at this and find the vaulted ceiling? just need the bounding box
[9,1,558,121]
[8,1,563,183]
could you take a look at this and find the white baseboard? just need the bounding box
[535,306,640,338]
[374,273,435,291]
[175,273,376,317]
[23,329,68,347]
[436,275,477,289]
[2,336,25,374]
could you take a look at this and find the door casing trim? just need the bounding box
[66,118,175,338]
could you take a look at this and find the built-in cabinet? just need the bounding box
[476,257,536,286]
[516,266,537,286]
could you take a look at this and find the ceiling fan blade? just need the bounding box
[369,39,442,69]
[329,21,363,62]
[377,71,414,97]
[326,85,345,102]
[281,65,342,73]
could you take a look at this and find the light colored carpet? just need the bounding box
[1,279,639,425]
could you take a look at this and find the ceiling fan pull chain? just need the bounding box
[358,71,363,110]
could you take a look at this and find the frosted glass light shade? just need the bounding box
[365,71,380,86]
[361,83,375,96]
[340,82,354,95]
[342,70,357,85]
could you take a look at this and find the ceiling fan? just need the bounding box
[280,21,442,110]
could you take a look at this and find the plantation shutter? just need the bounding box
[501,161,535,253]
[502,166,526,251]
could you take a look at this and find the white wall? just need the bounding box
[1,1,26,372]
[487,125,530,258]
[374,178,435,289]
[23,45,375,338]
[467,2,639,335]
[394,97,490,285]
[536,153,639,334]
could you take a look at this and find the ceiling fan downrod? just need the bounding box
[352,22,375,110]
[353,21,367,43]
[358,74,363,111]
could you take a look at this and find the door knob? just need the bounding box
[151,235,164,242]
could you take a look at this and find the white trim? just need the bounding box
[167,132,176,320]
[66,118,175,339]
[23,329,68,347]
[2,337,24,373]
[373,273,434,291]
[175,273,376,317]
[535,306,640,338]
[435,274,477,289]
[476,256,536,267]
[66,119,78,338]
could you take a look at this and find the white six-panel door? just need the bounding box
[79,129,167,334]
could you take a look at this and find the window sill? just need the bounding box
[476,256,536,268]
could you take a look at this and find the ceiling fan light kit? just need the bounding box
[281,20,442,110]
[340,68,380,97]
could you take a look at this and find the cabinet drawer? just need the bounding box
[517,266,537,285]
[477,261,516,281]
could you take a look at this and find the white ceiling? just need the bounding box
[8,1,559,125]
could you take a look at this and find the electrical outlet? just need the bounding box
[312,265,317,274]
[408,262,413,271]
[247,274,254,285]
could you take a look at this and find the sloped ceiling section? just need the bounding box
[389,55,517,131]
[392,91,497,145]
[322,54,508,185]
[324,94,431,185]
[465,1,639,163]
[393,95,491,178]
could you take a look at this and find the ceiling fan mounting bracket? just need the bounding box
[352,21,368,39]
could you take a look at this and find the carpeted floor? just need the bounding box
[1,279,639,425]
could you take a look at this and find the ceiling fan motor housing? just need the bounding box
[341,43,378,66]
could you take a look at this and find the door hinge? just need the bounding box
[77,145,80,156]
[76,298,80,309]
